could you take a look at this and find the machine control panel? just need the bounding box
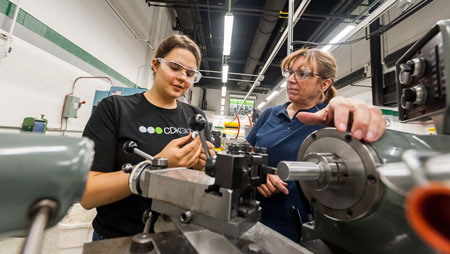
[396,21,449,121]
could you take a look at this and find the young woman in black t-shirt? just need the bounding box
[81,34,215,239]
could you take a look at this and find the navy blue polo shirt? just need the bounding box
[246,102,326,243]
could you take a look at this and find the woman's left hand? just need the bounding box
[297,96,386,142]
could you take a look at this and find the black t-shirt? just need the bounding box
[82,93,212,238]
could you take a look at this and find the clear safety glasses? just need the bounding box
[157,58,202,83]
[282,67,323,81]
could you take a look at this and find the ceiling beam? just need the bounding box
[146,1,356,20]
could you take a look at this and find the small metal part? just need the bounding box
[399,62,413,85]
[410,57,426,78]
[180,211,192,224]
[401,85,427,110]
[129,161,152,195]
[122,163,133,174]
[151,158,169,170]
[129,233,159,254]
[123,141,138,154]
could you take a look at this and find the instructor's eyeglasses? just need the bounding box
[157,58,202,83]
[282,67,323,81]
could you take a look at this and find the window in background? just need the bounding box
[228,98,255,116]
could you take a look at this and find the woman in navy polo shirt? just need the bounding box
[246,48,386,243]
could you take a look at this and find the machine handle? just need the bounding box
[189,114,212,160]
[123,141,154,161]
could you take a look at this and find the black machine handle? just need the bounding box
[123,141,154,161]
[189,114,212,160]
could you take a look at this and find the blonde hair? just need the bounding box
[281,48,337,104]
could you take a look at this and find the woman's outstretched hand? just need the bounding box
[297,96,386,142]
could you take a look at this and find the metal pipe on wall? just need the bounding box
[104,0,155,51]
[287,0,294,55]
[235,0,311,115]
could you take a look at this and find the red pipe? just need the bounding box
[235,112,240,140]
[246,114,253,130]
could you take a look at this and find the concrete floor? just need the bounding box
[0,226,58,254]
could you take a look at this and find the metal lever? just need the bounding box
[123,141,154,161]
[21,199,58,254]
[189,114,211,160]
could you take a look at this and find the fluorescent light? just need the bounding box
[266,90,280,101]
[221,106,224,111]
[257,101,266,109]
[221,111,224,115]
[280,81,287,88]
[322,24,356,53]
[221,86,227,96]
[222,64,229,83]
[223,13,234,55]
[221,98,225,105]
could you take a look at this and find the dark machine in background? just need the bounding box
[397,20,450,132]
[210,130,222,148]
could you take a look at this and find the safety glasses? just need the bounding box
[282,67,322,81]
[157,58,202,83]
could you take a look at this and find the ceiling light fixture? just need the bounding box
[221,98,225,105]
[321,24,356,53]
[280,81,287,88]
[257,101,267,110]
[222,64,229,83]
[266,90,280,101]
[223,12,234,56]
[222,86,227,96]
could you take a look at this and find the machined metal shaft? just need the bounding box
[277,161,321,181]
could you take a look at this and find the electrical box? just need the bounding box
[63,95,82,118]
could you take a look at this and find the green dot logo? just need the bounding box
[155,127,163,134]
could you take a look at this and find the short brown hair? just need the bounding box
[155,33,202,68]
[281,48,337,104]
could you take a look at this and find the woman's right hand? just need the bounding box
[156,133,202,168]
[257,174,289,198]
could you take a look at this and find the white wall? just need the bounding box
[15,0,150,85]
[0,34,110,135]
[0,0,175,135]
[382,0,450,57]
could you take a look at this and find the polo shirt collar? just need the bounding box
[276,101,322,120]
